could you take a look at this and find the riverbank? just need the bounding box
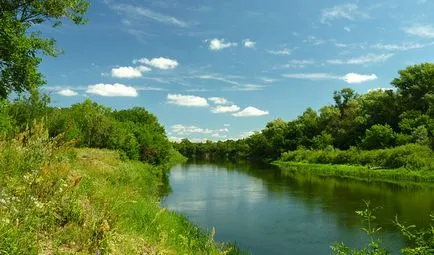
[0,129,238,254]
[274,161,434,185]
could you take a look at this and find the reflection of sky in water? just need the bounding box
[162,163,434,255]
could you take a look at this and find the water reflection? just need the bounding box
[162,161,434,254]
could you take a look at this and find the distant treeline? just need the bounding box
[0,96,174,165]
[173,63,434,164]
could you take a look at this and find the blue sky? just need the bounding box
[40,0,434,142]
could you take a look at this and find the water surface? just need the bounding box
[161,161,434,254]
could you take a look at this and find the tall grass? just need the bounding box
[0,124,239,254]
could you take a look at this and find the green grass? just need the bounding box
[0,124,240,254]
[274,161,434,185]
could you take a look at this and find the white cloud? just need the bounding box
[135,57,178,70]
[243,39,256,48]
[211,105,240,113]
[212,133,227,138]
[86,83,138,97]
[240,131,255,138]
[171,124,213,134]
[260,77,278,83]
[208,97,230,105]
[368,87,395,93]
[320,3,369,24]
[403,24,434,38]
[342,73,378,84]
[372,42,434,51]
[230,84,266,91]
[283,72,378,84]
[267,48,291,55]
[283,59,315,68]
[111,3,189,28]
[224,124,231,127]
[167,94,208,107]
[170,124,229,141]
[208,38,237,51]
[195,74,240,85]
[57,89,78,97]
[111,66,150,78]
[232,106,269,117]
[344,26,352,32]
[304,36,325,46]
[334,42,367,49]
[327,53,393,65]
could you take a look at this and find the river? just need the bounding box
[161,161,434,254]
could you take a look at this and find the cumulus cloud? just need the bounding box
[403,24,434,38]
[111,66,150,78]
[57,89,78,97]
[167,94,208,107]
[342,73,378,84]
[243,39,256,48]
[232,106,269,117]
[208,97,230,105]
[211,105,240,113]
[283,72,378,84]
[208,38,237,51]
[135,57,178,69]
[86,83,138,97]
[327,53,393,65]
[267,48,291,55]
[320,3,369,24]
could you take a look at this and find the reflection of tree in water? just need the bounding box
[177,160,434,232]
[158,170,173,198]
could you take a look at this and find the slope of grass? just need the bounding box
[0,124,239,254]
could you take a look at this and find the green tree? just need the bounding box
[333,88,358,116]
[392,63,434,114]
[360,124,396,150]
[0,0,89,98]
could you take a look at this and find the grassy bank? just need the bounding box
[275,144,434,184]
[0,126,239,254]
[274,161,434,184]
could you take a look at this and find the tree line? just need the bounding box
[0,95,174,165]
[174,63,434,163]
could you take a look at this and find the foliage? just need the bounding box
[331,201,434,255]
[395,214,434,255]
[0,0,89,98]
[331,201,388,255]
[0,124,237,254]
[44,99,173,165]
[279,144,434,171]
[360,124,396,150]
